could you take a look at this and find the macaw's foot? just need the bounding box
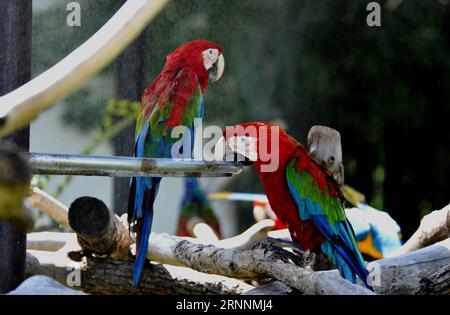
[253,237,314,267]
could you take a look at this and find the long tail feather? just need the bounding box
[131,178,159,287]
[132,202,153,287]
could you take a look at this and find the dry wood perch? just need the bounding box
[26,250,249,295]
[28,187,70,229]
[66,197,371,295]
[27,195,450,295]
[389,204,450,257]
[68,197,131,260]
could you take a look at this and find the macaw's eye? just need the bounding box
[328,156,335,164]
[208,49,214,55]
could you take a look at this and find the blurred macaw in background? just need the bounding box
[128,40,224,287]
[223,122,372,289]
[177,178,222,239]
[341,186,402,259]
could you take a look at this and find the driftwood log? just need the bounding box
[416,264,450,295]
[27,194,450,295]
[26,249,250,295]
[389,204,450,256]
[28,191,450,295]
[68,197,131,260]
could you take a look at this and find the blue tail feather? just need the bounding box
[132,205,153,287]
[131,177,160,287]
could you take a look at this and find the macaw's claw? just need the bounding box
[253,237,314,267]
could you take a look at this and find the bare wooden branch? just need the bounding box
[415,264,450,295]
[368,238,450,295]
[65,196,370,294]
[212,219,275,250]
[27,232,75,252]
[25,251,250,295]
[389,204,450,257]
[34,194,450,295]
[28,187,70,228]
[146,234,373,295]
[0,0,170,138]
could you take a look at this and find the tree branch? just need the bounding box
[28,187,70,229]
[389,204,450,257]
[25,251,251,295]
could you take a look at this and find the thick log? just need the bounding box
[367,238,450,294]
[68,197,131,260]
[416,264,450,295]
[25,251,249,295]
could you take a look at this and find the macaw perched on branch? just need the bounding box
[177,178,222,239]
[223,122,372,289]
[128,40,224,287]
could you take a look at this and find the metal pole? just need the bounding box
[26,153,243,177]
[0,0,32,293]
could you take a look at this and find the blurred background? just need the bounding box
[30,0,450,240]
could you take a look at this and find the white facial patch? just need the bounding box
[227,136,258,161]
[202,48,220,70]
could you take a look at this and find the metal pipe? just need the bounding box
[24,153,243,178]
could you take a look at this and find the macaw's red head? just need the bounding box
[221,122,302,173]
[164,39,225,90]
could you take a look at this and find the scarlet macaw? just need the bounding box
[177,178,222,239]
[128,40,224,286]
[222,122,372,289]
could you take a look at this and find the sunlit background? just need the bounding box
[30,0,450,240]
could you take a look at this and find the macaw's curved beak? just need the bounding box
[208,54,225,82]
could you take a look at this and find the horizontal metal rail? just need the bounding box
[25,153,243,178]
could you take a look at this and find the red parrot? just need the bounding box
[223,122,371,289]
[128,40,224,286]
